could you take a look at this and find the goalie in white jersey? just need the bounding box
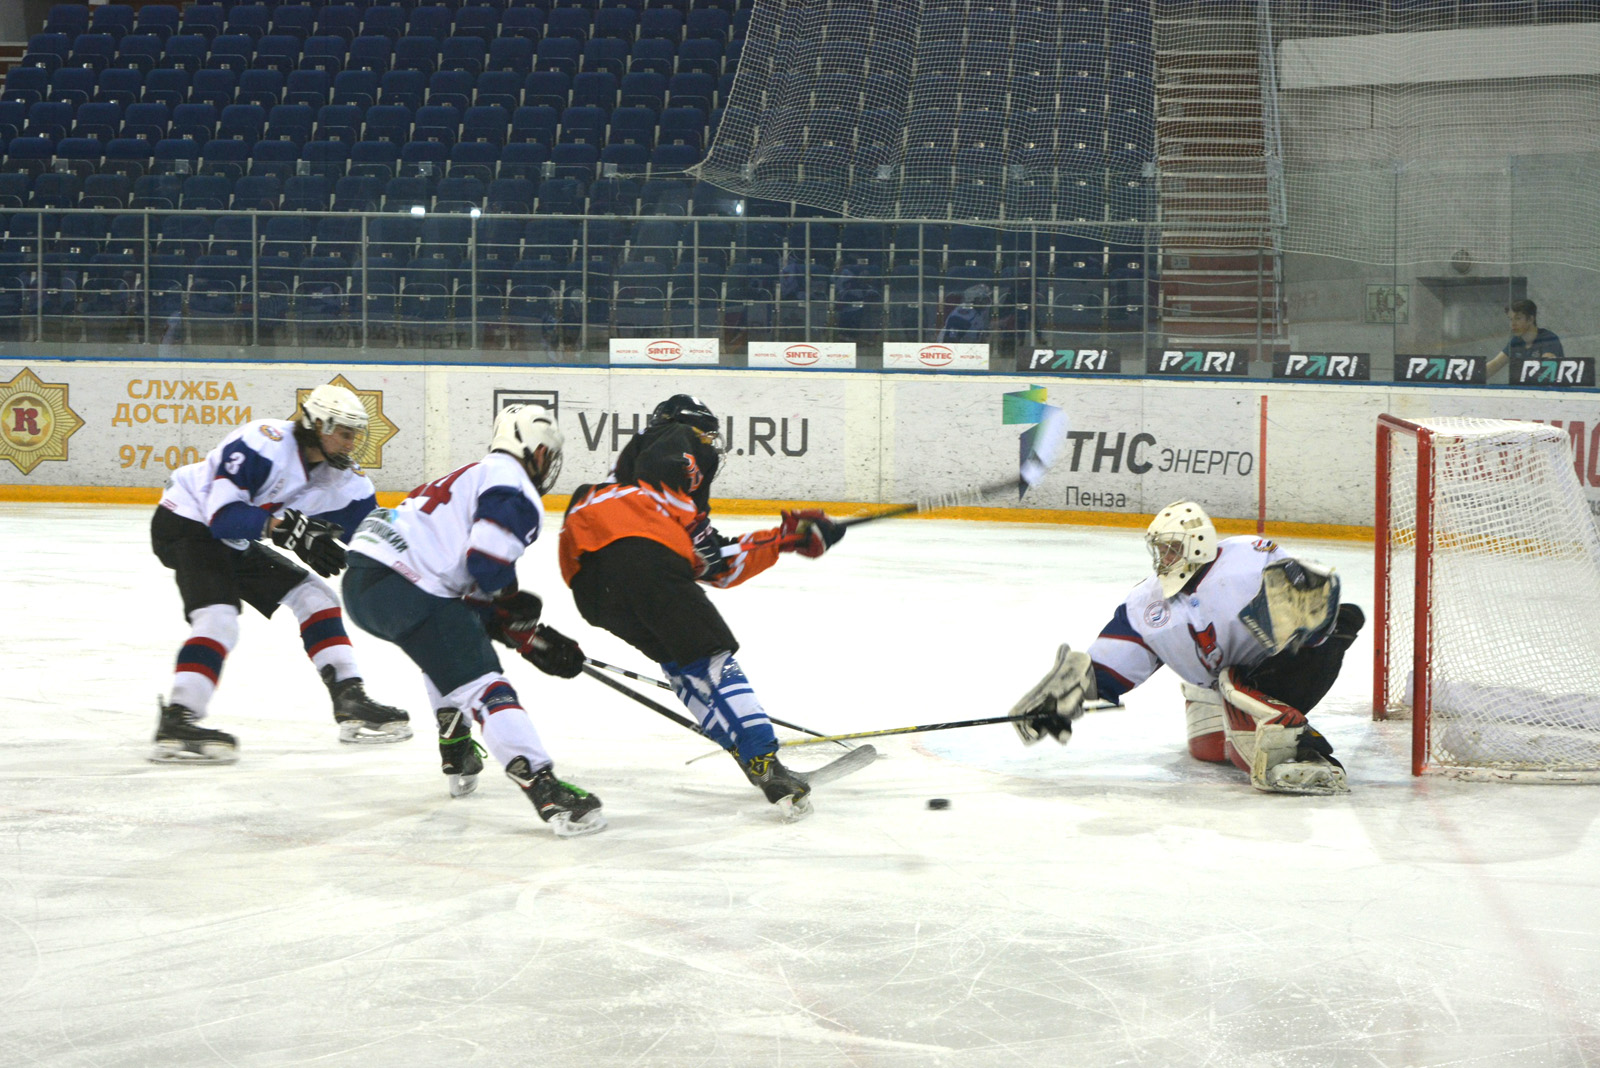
[149,384,412,764]
[1009,501,1363,795]
[343,405,605,838]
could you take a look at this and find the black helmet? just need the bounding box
[649,393,726,454]
[649,394,717,434]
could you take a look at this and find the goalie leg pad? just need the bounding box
[1181,681,1227,763]
[1010,644,1095,746]
[1218,669,1348,795]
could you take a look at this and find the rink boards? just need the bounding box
[2,357,1598,528]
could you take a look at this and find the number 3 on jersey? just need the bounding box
[408,464,475,514]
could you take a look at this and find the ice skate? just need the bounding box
[741,751,813,821]
[505,756,607,837]
[323,666,413,743]
[149,699,238,764]
[436,708,483,798]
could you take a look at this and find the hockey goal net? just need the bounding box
[1375,415,1600,780]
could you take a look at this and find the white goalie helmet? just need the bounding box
[490,404,564,494]
[299,384,368,470]
[1146,500,1219,597]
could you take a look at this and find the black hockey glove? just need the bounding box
[688,514,730,581]
[488,588,543,649]
[269,509,347,577]
[519,624,585,678]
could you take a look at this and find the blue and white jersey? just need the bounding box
[160,419,377,547]
[349,451,544,600]
[1088,535,1290,697]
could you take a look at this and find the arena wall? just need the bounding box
[3,358,1598,533]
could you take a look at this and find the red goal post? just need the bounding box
[1374,414,1600,781]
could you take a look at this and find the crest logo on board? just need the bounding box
[0,367,85,476]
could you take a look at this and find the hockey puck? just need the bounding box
[926,798,950,810]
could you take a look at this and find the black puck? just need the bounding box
[926,798,950,810]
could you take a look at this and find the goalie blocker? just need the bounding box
[1009,500,1364,794]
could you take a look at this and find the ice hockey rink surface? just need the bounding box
[3,502,1598,1067]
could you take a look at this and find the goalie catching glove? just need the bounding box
[269,509,347,577]
[1237,558,1341,657]
[778,509,845,558]
[1009,644,1097,745]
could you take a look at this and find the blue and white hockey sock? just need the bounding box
[169,603,240,715]
[666,651,778,763]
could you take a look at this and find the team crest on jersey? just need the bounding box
[682,452,704,492]
[1252,538,1276,552]
[258,424,283,441]
[1188,623,1224,672]
[1143,600,1171,628]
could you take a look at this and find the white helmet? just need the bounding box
[490,405,563,493]
[1146,500,1218,597]
[299,384,368,470]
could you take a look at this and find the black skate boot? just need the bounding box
[740,750,813,820]
[504,755,606,837]
[149,699,239,764]
[436,707,484,798]
[322,665,413,744]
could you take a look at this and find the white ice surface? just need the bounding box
[2,503,1599,1067]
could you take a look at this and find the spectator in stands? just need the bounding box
[1487,298,1562,381]
[937,284,992,344]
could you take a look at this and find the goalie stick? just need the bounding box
[837,406,1068,529]
[773,700,1118,748]
[580,665,880,784]
[584,657,846,746]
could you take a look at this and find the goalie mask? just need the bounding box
[297,384,368,470]
[491,405,564,494]
[649,393,726,454]
[1146,500,1218,597]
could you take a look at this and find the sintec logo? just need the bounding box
[646,340,683,362]
[919,345,953,367]
[784,345,820,366]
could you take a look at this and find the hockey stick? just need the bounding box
[584,657,849,747]
[836,406,1069,529]
[774,700,1119,748]
[581,664,879,781]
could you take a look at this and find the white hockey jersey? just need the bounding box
[349,452,544,600]
[1088,535,1289,697]
[159,419,376,546]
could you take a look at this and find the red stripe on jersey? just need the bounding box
[306,636,353,657]
[302,608,343,629]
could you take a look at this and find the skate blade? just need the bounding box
[149,741,238,765]
[777,794,814,822]
[338,721,414,744]
[548,809,607,838]
[447,773,478,798]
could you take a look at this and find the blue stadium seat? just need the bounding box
[347,36,393,74]
[332,175,382,212]
[628,39,675,78]
[315,6,362,45]
[199,138,249,180]
[236,69,285,109]
[523,71,571,111]
[96,68,143,108]
[499,142,551,179]
[408,6,454,42]
[178,8,222,43]
[332,70,380,109]
[441,36,487,75]
[473,71,521,111]
[510,105,559,146]
[619,71,667,111]
[427,70,474,112]
[286,70,332,108]
[594,8,640,42]
[380,70,427,111]
[583,37,630,79]
[301,140,349,180]
[360,7,406,43]
[499,8,544,42]
[454,7,499,41]
[559,105,607,145]
[350,140,400,178]
[394,36,441,77]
